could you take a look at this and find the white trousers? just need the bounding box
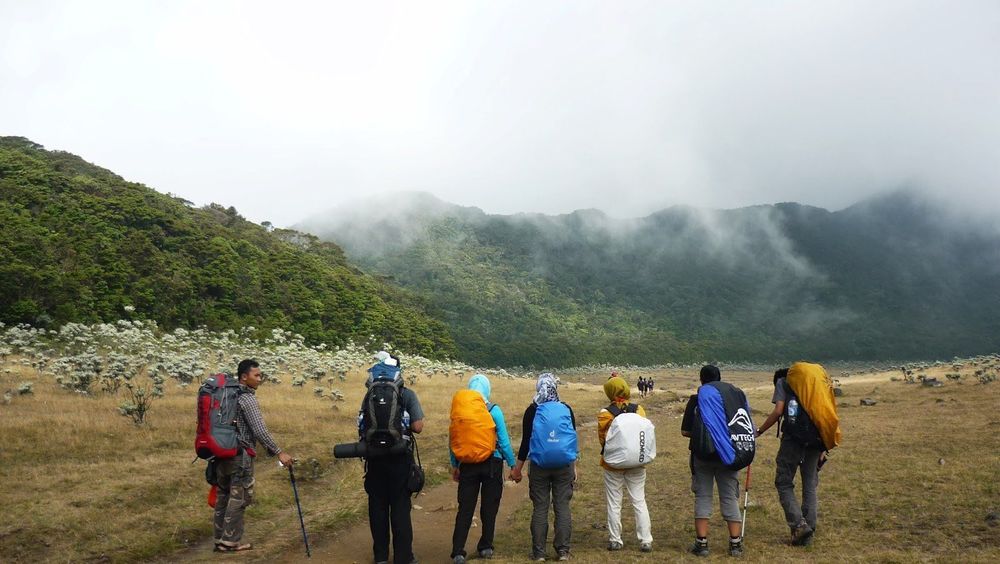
[603,467,653,544]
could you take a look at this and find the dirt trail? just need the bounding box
[278,477,531,564]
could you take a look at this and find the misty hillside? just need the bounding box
[300,192,1000,367]
[0,137,456,358]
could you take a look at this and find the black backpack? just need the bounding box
[361,369,405,450]
[781,380,823,448]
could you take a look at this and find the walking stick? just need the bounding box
[741,465,752,539]
[285,463,312,557]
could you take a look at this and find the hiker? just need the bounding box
[598,375,653,553]
[680,365,751,557]
[756,363,840,547]
[212,359,295,552]
[636,376,646,398]
[509,373,578,561]
[360,354,424,564]
[647,377,655,395]
[448,374,517,563]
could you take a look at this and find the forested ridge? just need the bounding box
[302,192,1000,367]
[0,137,456,358]
[5,135,997,369]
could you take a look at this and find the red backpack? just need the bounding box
[195,373,243,459]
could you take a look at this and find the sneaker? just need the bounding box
[728,538,744,557]
[791,520,814,546]
[607,541,623,551]
[640,542,652,553]
[690,540,710,557]
[452,556,466,564]
[557,549,570,561]
[531,552,546,562]
[478,548,494,559]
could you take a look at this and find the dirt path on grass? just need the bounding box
[278,477,531,564]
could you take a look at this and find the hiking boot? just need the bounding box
[797,530,814,546]
[690,540,710,557]
[640,542,652,553]
[728,538,744,557]
[452,556,466,564]
[557,549,570,561]
[478,548,494,559]
[607,541,623,551]
[791,520,814,546]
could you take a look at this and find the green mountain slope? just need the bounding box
[302,192,1000,367]
[0,137,456,358]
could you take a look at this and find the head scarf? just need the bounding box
[604,375,630,406]
[533,372,559,405]
[469,373,491,402]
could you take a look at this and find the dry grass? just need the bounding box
[1,363,999,563]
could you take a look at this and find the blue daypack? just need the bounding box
[529,402,578,468]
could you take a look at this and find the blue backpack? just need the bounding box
[529,402,578,468]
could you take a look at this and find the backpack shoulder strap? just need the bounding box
[783,378,794,398]
[626,403,638,413]
[487,402,496,413]
[606,403,622,417]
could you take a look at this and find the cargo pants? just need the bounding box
[213,453,255,547]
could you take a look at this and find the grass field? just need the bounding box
[1,359,998,563]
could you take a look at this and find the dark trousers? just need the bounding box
[774,438,823,531]
[452,457,504,557]
[365,454,414,564]
[528,463,574,556]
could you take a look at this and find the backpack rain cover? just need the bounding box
[449,389,497,463]
[695,381,756,470]
[529,402,578,469]
[603,404,657,469]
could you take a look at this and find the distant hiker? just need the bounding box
[598,375,654,553]
[211,359,295,552]
[509,373,578,561]
[680,365,754,557]
[359,354,425,564]
[636,376,646,398]
[756,363,841,547]
[448,374,517,563]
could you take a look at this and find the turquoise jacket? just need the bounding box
[449,374,517,468]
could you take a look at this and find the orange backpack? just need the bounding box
[449,389,497,463]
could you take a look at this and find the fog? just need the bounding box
[2,1,998,226]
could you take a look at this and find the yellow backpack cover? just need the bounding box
[786,362,842,450]
[449,389,497,463]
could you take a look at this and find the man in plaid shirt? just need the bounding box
[213,358,295,552]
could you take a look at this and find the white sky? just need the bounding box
[2,0,998,226]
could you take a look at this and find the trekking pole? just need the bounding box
[741,465,752,539]
[284,462,311,557]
